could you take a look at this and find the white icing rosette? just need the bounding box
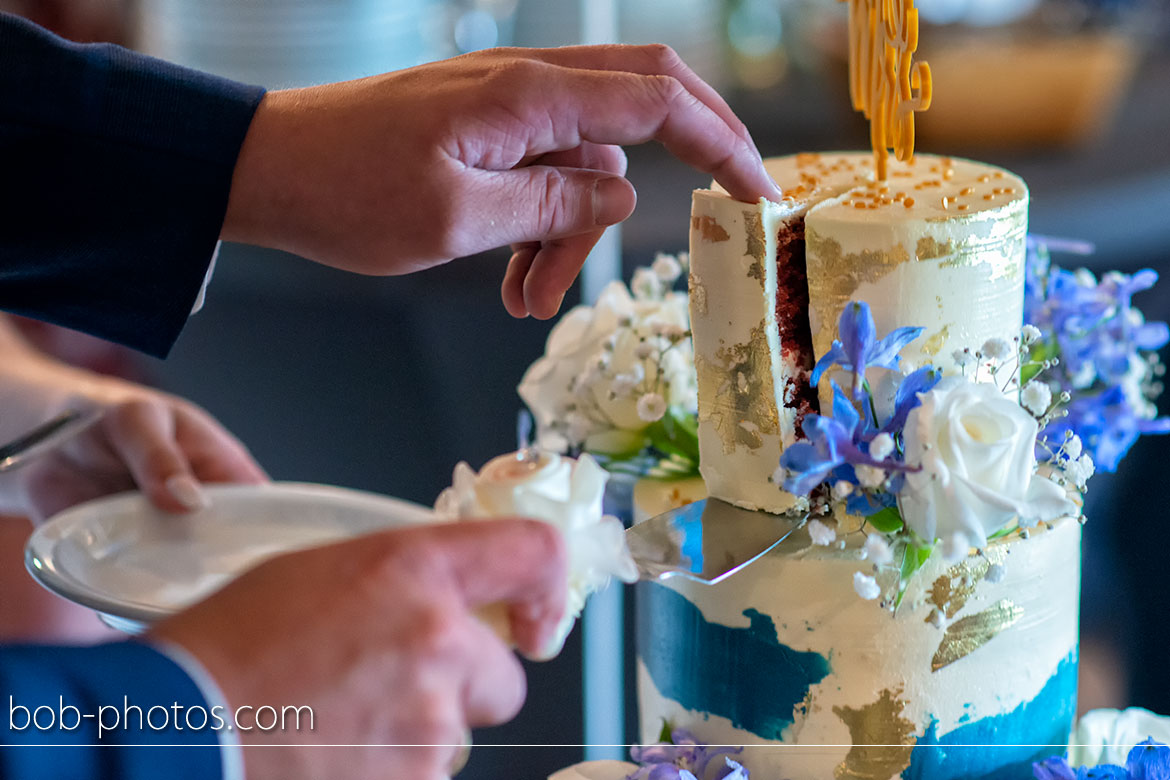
[435,449,637,659]
[900,377,1077,549]
[1069,708,1170,768]
[518,279,695,455]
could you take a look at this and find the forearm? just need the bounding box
[0,315,124,438]
[0,13,265,357]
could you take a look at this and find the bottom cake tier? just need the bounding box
[636,509,1081,780]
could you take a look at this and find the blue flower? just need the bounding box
[880,365,942,435]
[1044,387,1170,471]
[1024,237,1170,471]
[779,382,893,495]
[1127,739,1170,780]
[811,301,923,398]
[1033,739,1170,780]
[628,729,746,780]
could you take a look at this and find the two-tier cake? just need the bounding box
[635,152,1080,780]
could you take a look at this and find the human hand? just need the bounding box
[150,518,567,780]
[222,45,782,320]
[0,320,266,521]
[14,394,267,522]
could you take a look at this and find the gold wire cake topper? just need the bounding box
[842,0,933,180]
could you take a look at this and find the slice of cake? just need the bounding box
[689,152,1028,513]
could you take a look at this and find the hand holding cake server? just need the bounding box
[0,13,780,780]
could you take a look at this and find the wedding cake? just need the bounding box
[635,152,1082,780]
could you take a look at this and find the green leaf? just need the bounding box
[584,428,647,459]
[894,540,935,609]
[646,408,701,463]
[657,719,674,744]
[866,506,904,534]
[987,521,1018,542]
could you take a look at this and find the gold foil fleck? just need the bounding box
[931,599,1023,672]
[691,215,730,243]
[920,324,950,357]
[833,688,916,780]
[916,236,954,261]
[744,210,766,283]
[695,321,780,455]
[688,272,708,316]
[925,547,1005,620]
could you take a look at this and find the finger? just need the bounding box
[102,400,208,512]
[458,616,527,726]
[491,61,780,203]
[381,520,568,658]
[172,405,269,485]
[520,44,756,150]
[502,243,539,317]
[522,230,607,320]
[521,141,628,177]
[470,165,636,249]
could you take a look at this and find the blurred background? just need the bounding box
[1,0,1169,776]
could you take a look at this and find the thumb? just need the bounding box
[472,166,636,248]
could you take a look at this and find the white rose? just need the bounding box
[434,450,637,660]
[900,378,1077,548]
[518,281,694,453]
[1069,708,1170,768]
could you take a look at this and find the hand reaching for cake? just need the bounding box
[221,45,783,321]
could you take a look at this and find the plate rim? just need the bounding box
[24,481,433,626]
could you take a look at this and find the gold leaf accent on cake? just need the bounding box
[931,599,1023,672]
[916,236,954,261]
[744,211,766,283]
[925,547,1006,620]
[832,688,916,780]
[695,322,780,454]
[688,272,708,316]
[692,215,730,243]
[805,230,912,358]
[920,324,950,357]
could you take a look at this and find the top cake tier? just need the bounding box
[689,152,1028,514]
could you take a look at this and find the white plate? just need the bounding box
[25,482,433,633]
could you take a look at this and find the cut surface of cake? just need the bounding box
[689,152,1028,513]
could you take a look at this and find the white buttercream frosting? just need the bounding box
[637,517,1081,779]
[689,152,1029,511]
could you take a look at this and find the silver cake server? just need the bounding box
[626,497,807,585]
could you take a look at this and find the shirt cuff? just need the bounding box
[191,242,220,315]
[150,639,245,780]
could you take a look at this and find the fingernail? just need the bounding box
[592,177,633,226]
[166,475,209,511]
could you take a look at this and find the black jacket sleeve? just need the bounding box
[0,13,266,357]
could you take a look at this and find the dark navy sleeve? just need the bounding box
[0,13,266,357]
[0,642,223,779]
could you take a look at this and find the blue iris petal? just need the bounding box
[1126,739,1170,780]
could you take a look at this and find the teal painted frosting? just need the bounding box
[636,583,831,740]
[904,651,1078,780]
